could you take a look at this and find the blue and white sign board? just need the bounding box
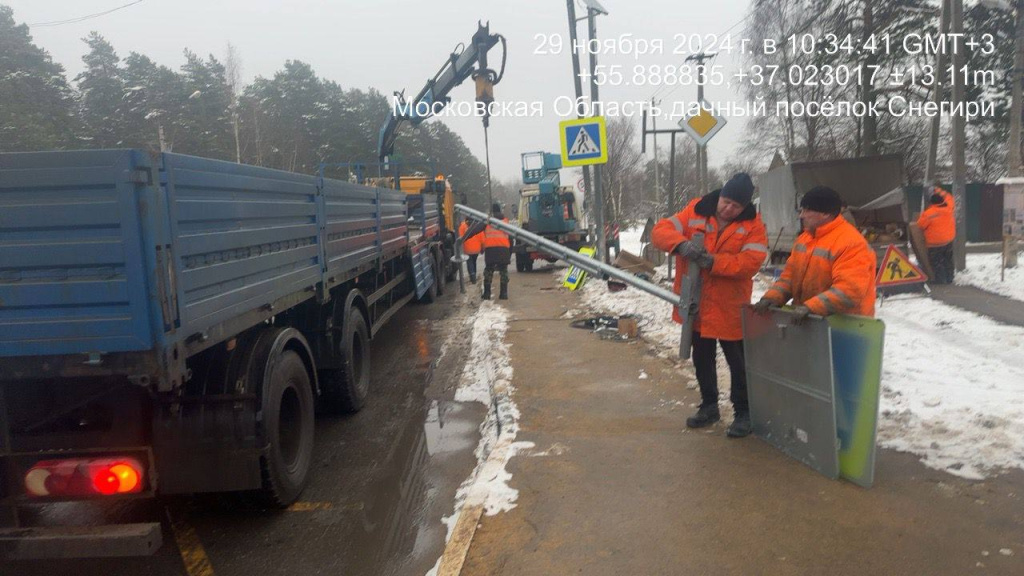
[559,117,608,167]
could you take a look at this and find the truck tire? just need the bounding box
[318,312,371,414]
[257,349,315,507]
[419,254,438,303]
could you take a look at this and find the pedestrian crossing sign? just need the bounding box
[560,117,608,167]
[876,244,927,287]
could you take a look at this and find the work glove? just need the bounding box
[751,298,775,315]
[675,240,705,259]
[790,305,812,325]
[695,253,714,269]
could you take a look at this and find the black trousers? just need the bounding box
[692,332,748,414]
[928,243,954,284]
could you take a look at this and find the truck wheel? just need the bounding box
[419,254,438,303]
[257,350,315,507]
[319,312,371,414]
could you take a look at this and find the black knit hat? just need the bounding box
[720,173,755,206]
[930,193,944,204]
[491,202,502,216]
[800,186,843,216]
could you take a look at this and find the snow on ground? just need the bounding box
[573,226,1024,480]
[956,252,1024,302]
[427,301,533,576]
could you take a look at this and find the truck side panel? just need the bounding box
[0,150,157,356]
[161,154,322,338]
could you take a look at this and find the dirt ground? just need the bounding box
[460,266,1024,576]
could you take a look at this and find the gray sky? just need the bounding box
[7,0,754,181]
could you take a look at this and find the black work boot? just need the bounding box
[685,404,721,429]
[727,411,752,438]
[498,285,508,300]
[482,284,491,300]
[469,274,477,284]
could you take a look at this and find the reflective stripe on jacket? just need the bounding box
[917,203,955,247]
[482,219,511,249]
[651,191,769,341]
[458,221,483,254]
[763,216,877,317]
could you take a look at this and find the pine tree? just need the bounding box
[76,32,126,148]
[0,6,80,151]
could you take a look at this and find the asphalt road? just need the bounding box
[3,286,486,576]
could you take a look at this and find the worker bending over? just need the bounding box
[653,173,768,438]
[461,203,512,300]
[917,185,956,284]
[754,186,877,320]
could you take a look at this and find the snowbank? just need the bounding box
[574,226,1024,480]
[956,252,1024,302]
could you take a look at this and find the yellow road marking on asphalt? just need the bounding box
[166,507,215,576]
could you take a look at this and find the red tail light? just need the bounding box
[24,458,145,498]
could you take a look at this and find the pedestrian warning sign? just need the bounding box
[876,244,927,287]
[560,117,608,167]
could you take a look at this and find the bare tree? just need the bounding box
[599,116,645,223]
[224,43,243,163]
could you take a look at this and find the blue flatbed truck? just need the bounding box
[0,149,447,559]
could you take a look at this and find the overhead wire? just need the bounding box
[28,0,146,28]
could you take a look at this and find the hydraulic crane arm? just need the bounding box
[378,22,507,164]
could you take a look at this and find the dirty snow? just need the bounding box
[574,226,1024,480]
[427,300,532,576]
[956,252,1024,302]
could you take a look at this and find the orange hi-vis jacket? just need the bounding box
[458,221,483,254]
[652,191,769,341]
[482,219,511,248]
[917,189,956,247]
[763,216,877,317]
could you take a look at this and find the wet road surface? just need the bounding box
[3,288,486,576]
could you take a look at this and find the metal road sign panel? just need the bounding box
[678,101,727,147]
[560,117,608,167]
[743,307,839,480]
[829,314,885,488]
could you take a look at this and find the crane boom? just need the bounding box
[377,22,506,164]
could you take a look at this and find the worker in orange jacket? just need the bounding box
[461,203,511,300]
[917,186,956,284]
[652,173,768,438]
[754,186,877,321]
[458,216,484,283]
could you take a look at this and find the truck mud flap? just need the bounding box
[0,523,161,559]
[152,394,262,494]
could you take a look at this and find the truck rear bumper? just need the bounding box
[0,522,161,559]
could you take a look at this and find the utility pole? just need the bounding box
[862,0,878,157]
[924,0,951,193]
[1009,0,1024,177]
[641,108,687,276]
[584,2,609,263]
[565,1,595,220]
[651,97,660,206]
[951,0,967,271]
[685,52,714,197]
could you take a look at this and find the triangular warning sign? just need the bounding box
[876,244,927,287]
[569,127,599,156]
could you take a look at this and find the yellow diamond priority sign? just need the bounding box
[678,100,726,147]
